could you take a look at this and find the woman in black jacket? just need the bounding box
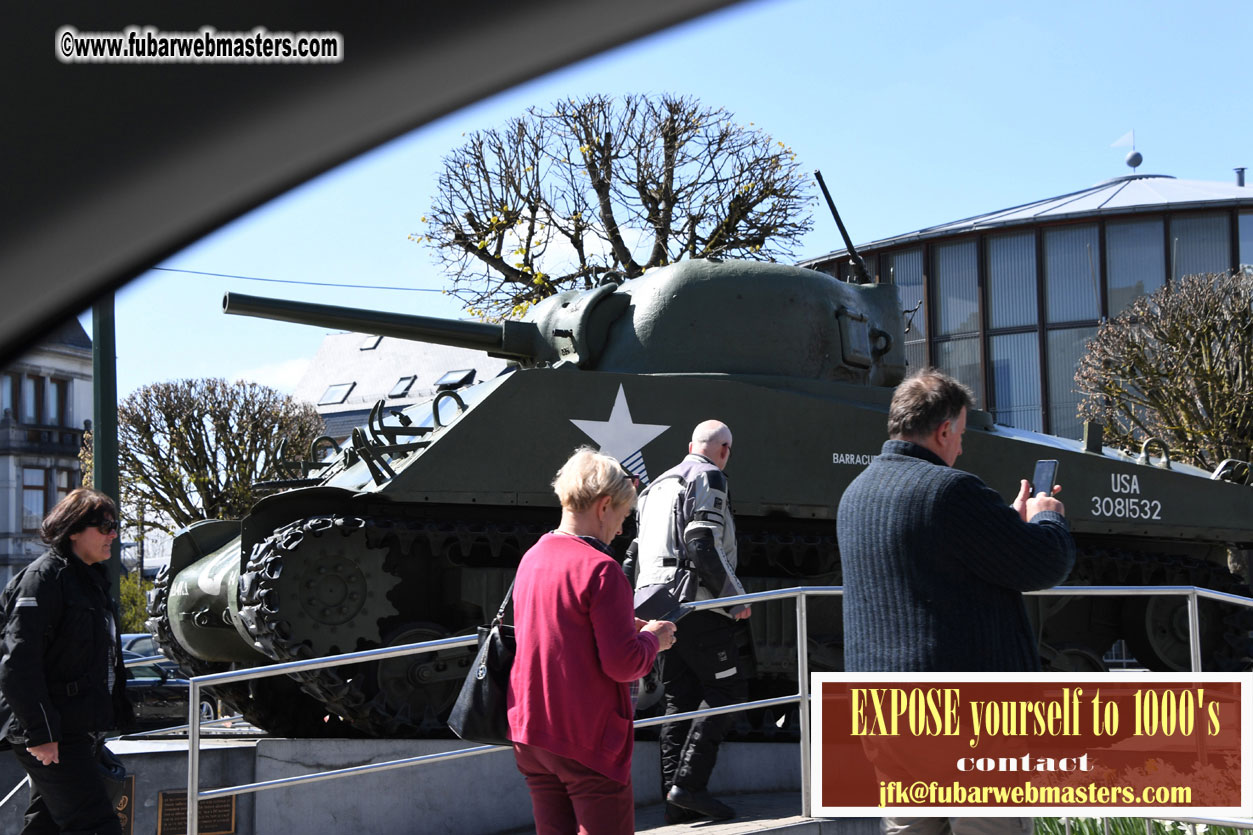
[0,488,132,835]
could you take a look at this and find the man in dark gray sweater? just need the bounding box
[838,369,1075,835]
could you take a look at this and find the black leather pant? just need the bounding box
[12,734,121,835]
[658,610,746,794]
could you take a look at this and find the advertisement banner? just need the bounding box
[811,673,1250,817]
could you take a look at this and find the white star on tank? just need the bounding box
[570,385,669,484]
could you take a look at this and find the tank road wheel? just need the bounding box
[1041,642,1108,673]
[1121,595,1225,672]
[363,624,475,736]
[1058,547,1253,673]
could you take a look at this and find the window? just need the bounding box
[1240,213,1253,269]
[935,337,983,408]
[1046,327,1097,439]
[887,249,926,339]
[0,373,14,418]
[126,663,165,682]
[388,375,417,398]
[48,378,68,426]
[989,333,1042,432]
[1106,219,1165,315]
[55,469,74,502]
[23,468,46,531]
[986,233,1037,329]
[21,374,44,424]
[360,335,383,350]
[934,240,979,336]
[434,369,476,390]
[1044,225,1100,324]
[1170,213,1230,280]
[887,248,926,368]
[318,382,355,405]
[903,342,927,371]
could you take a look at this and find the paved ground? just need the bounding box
[635,791,814,834]
[503,792,881,835]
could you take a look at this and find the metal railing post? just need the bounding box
[1187,590,1201,673]
[797,591,812,817]
[188,679,200,835]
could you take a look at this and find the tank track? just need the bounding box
[734,527,1252,675]
[237,514,545,737]
[1063,544,1253,671]
[151,514,1251,739]
[145,565,342,736]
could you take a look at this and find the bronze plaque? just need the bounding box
[156,790,236,835]
[115,775,135,835]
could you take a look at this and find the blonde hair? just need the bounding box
[552,447,637,512]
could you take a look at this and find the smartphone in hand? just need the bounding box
[1031,459,1058,497]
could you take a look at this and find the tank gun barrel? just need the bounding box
[222,292,540,358]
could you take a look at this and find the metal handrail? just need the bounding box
[180,584,1253,834]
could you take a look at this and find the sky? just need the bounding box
[77,0,1253,398]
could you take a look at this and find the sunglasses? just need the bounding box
[95,520,119,535]
[619,468,641,489]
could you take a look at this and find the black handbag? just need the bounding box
[447,581,516,746]
[98,742,127,810]
[633,560,697,621]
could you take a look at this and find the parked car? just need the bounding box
[121,632,179,674]
[124,650,217,730]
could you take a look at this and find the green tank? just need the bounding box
[147,258,1253,737]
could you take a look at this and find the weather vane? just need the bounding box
[1111,129,1141,172]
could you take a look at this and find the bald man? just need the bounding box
[631,420,751,822]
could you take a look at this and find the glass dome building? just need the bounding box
[801,173,1253,438]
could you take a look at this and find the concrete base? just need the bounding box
[1,736,814,834]
[1,737,257,835]
[253,738,802,834]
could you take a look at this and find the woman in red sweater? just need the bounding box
[508,448,677,834]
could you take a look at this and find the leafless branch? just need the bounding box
[416,93,814,319]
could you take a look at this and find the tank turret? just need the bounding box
[226,259,906,385]
[149,258,1253,740]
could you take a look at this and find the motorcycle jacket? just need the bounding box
[632,453,746,618]
[0,548,132,747]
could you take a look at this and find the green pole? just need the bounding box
[92,295,121,605]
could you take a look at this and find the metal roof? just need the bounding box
[291,330,509,440]
[801,174,1253,265]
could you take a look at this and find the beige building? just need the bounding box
[0,320,92,585]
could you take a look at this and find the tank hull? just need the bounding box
[154,365,1253,736]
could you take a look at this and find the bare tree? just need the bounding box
[118,379,324,534]
[1076,271,1253,471]
[413,93,813,319]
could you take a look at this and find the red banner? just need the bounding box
[811,673,1250,816]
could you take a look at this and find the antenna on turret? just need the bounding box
[814,170,871,284]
